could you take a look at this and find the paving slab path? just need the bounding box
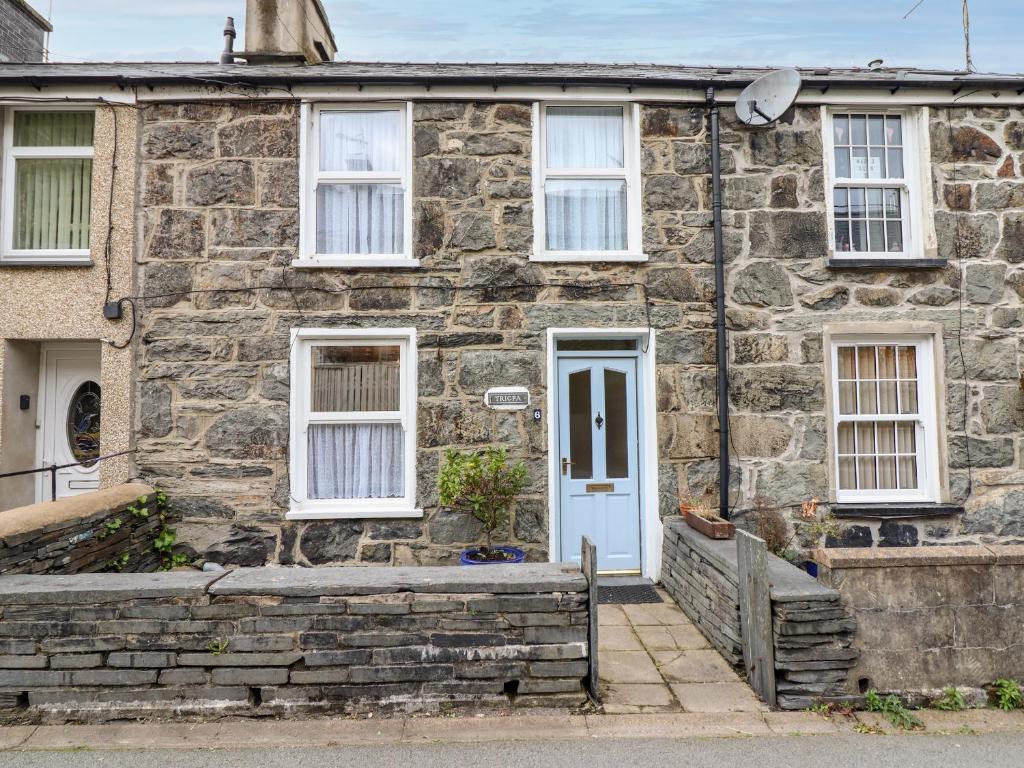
[598,588,766,714]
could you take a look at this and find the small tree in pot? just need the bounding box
[438,446,529,564]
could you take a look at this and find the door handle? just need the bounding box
[561,457,574,476]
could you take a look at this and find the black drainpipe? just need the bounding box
[706,86,730,520]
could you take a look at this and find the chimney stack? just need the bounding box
[219,17,237,65]
[241,0,337,65]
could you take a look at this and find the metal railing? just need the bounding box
[0,449,137,502]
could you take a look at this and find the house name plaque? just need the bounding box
[483,387,531,410]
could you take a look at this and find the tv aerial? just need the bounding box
[735,69,802,127]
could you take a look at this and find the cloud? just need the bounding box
[37,0,1024,73]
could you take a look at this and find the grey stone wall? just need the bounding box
[817,544,1024,698]
[661,517,743,666]
[0,564,589,720]
[0,484,161,575]
[135,100,714,565]
[661,518,858,710]
[0,0,48,62]
[694,104,1024,548]
[135,97,1024,566]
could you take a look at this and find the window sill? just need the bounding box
[292,257,420,269]
[286,507,423,521]
[832,503,964,520]
[530,252,649,263]
[0,256,93,267]
[827,258,946,270]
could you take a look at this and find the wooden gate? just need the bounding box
[736,530,777,706]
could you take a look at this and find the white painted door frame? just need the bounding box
[35,342,102,502]
[546,328,661,579]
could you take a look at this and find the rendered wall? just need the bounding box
[0,106,137,510]
[816,545,1024,696]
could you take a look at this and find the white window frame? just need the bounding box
[295,101,417,269]
[531,101,645,263]
[822,106,932,261]
[1,106,95,265]
[288,327,420,519]
[828,334,941,504]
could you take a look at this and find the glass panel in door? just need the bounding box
[604,369,628,478]
[568,369,593,479]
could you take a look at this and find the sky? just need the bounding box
[40,0,1024,74]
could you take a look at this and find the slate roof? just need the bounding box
[0,61,1022,89]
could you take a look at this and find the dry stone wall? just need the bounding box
[135,98,1024,565]
[0,484,160,575]
[0,564,589,720]
[660,518,857,709]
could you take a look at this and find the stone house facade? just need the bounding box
[123,65,1024,573]
[3,55,1022,575]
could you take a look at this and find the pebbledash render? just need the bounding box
[123,66,1024,573]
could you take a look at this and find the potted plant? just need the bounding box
[680,495,735,539]
[438,446,529,565]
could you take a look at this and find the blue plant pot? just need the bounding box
[803,560,819,578]
[460,546,525,566]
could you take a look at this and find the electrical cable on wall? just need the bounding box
[102,104,118,307]
[103,279,667,352]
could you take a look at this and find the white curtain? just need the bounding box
[316,183,404,254]
[317,109,404,255]
[320,110,401,172]
[544,106,626,251]
[307,423,404,500]
[546,106,624,169]
[546,179,626,251]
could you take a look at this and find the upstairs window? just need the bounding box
[533,103,643,262]
[829,337,940,503]
[1,109,95,265]
[299,103,414,268]
[825,110,924,260]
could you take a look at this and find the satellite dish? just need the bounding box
[735,69,802,127]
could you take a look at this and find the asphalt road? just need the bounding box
[2,734,1023,768]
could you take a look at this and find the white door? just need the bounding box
[557,355,642,573]
[37,345,102,502]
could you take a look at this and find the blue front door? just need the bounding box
[557,356,642,572]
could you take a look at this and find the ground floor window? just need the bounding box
[829,335,940,504]
[288,328,418,519]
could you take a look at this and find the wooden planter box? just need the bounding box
[681,506,735,540]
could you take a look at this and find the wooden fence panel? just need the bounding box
[737,530,777,706]
[311,362,400,412]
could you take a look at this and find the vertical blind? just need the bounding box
[12,111,94,252]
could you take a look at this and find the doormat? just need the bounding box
[597,584,663,604]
